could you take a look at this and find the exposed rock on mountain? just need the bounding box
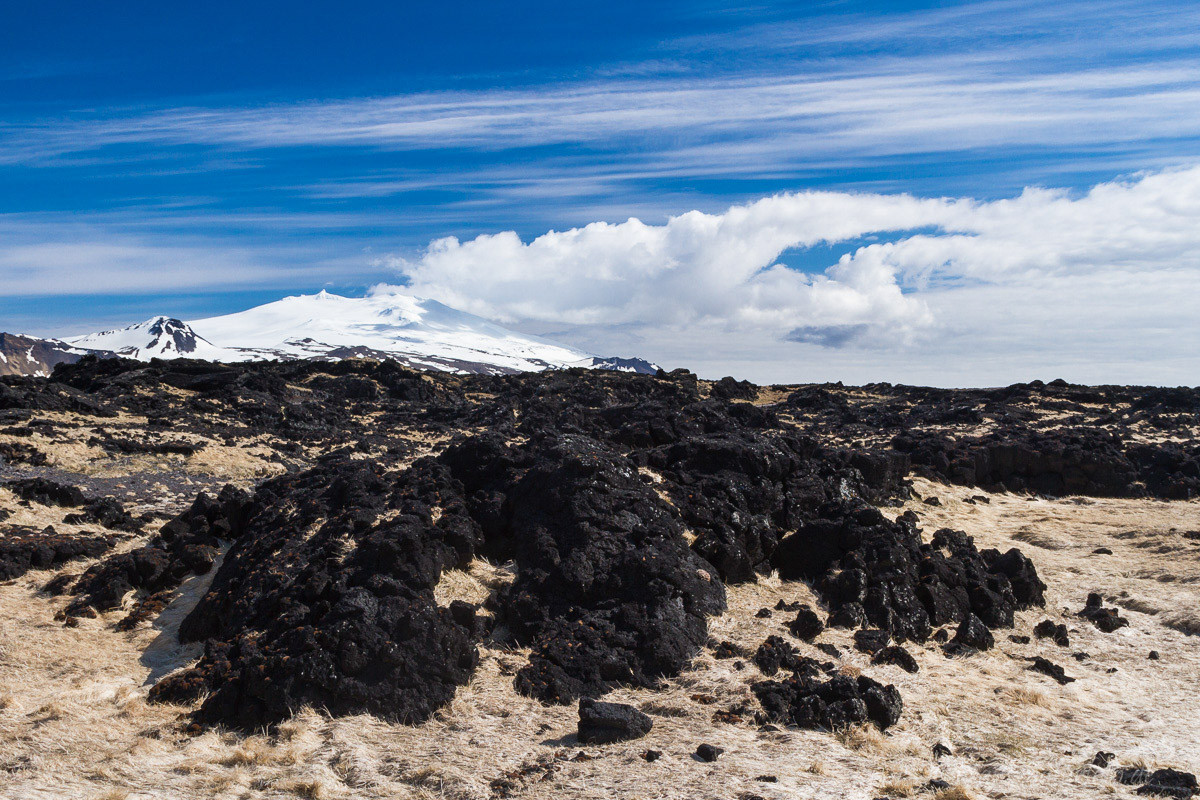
[0,332,101,377]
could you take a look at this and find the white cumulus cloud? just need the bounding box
[376,165,1200,383]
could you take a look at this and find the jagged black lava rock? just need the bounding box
[753,670,902,731]
[816,642,843,659]
[63,485,250,619]
[636,427,908,583]
[39,364,1059,733]
[787,606,824,641]
[1079,593,1130,632]
[947,614,994,653]
[773,505,1043,644]
[1033,619,1070,647]
[753,635,802,677]
[577,699,653,744]
[694,743,724,762]
[62,497,142,533]
[1118,767,1200,798]
[872,645,919,673]
[5,477,85,507]
[1028,656,1075,685]
[711,640,744,659]
[853,629,891,655]
[710,376,758,401]
[0,525,116,580]
[896,420,1200,501]
[495,436,726,703]
[151,458,480,728]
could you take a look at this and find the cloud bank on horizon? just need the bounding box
[372,166,1200,384]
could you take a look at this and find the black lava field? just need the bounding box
[3,357,1198,734]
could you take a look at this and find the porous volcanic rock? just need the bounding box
[577,699,653,744]
[1033,619,1070,647]
[1079,593,1130,632]
[872,645,919,673]
[754,670,903,731]
[787,606,825,641]
[63,484,250,621]
[151,458,480,728]
[773,506,1044,643]
[947,613,995,653]
[484,435,727,704]
[62,497,142,533]
[6,477,85,507]
[23,362,1068,735]
[0,525,116,580]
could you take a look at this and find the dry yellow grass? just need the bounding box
[0,479,1197,799]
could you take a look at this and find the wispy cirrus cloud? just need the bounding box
[6,61,1200,170]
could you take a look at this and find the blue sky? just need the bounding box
[3,1,1200,383]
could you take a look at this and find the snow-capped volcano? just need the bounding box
[63,291,659,375]
[68,316,239,361]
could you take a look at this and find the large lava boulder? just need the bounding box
[772,505,1044,644]
[498,435,727,703]
[577,699,653,744]
[150,458,481,729]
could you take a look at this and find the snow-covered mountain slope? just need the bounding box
[68,316,240,361]
[62,291,660,376]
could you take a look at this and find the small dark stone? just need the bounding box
[1028,656,1075,684]
[926,779,951,791]
[578,699,653,744]
[1149,650,1160,660]
[1073,651,1090,661]
[1033,619,1070,647]
[1079,592,1129,632]
[712,640,743,659]
[1093,547,1113,555]
[816,642,842,659]
[775,599,801,612]
[947,613,994,653]
[828,602,867,629]
[755,608,772,618]
[854,628,891,655]
[933,742,953,759]
[754,635,802,676]
[1009,634,1031,644]
[932,628,949,643]
[755,775,778,782]
[788,607,825,641]
[1093,751,1115,768]
[872,645,919,674]
[695,743,724,762]
[642,749,662,762]
[923,496,942,506]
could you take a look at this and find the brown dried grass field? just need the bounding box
[1,479,1197,800]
